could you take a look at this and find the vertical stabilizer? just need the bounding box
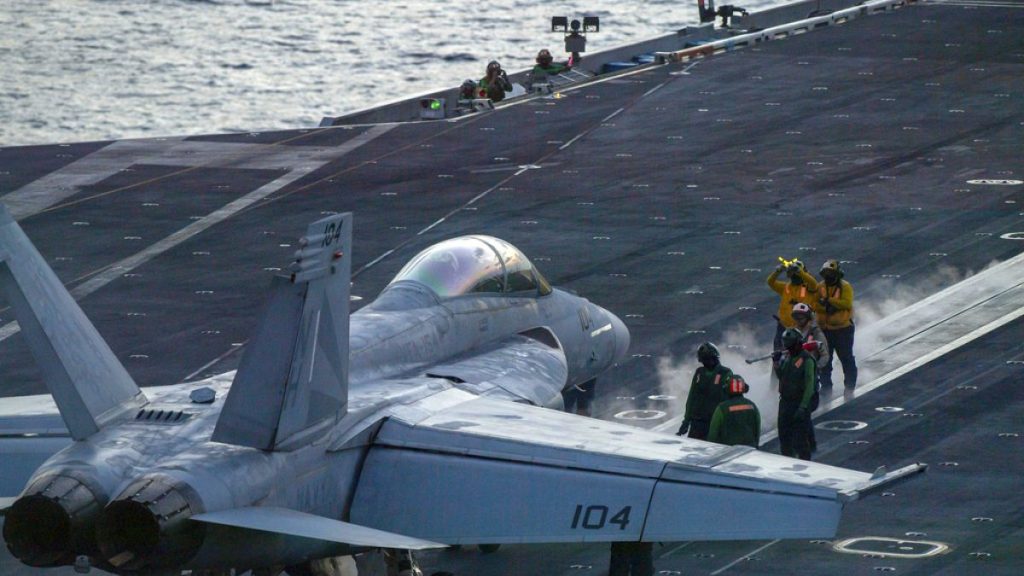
[0,204,146,440]
[212,212,352,451]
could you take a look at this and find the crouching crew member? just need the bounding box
[677,342,732,439]
[774,328,816,460]
[707,375,761,448]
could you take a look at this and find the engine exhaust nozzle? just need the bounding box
[96,475,205,571]
[2,474,104,567]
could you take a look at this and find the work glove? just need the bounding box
[676,419,690,436]
[775,263,786,274]
[794,407,809,420]
[803,341,819,352]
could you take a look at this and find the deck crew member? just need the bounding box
[766,259,819,352]
[677,342,732,440]
[532,48,572,75]
[773,328,816,460]
[791,303,829,385]
[707,375,761,448]
[791,302,827,452]
[815,259,857,397]
[478,60,513,102]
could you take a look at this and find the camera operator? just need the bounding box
[478,60,513,102]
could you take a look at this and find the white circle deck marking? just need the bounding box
[816,420,869,431]
[614,409,667,421]
[967,179,1022,185]
[1000,232,1024,240]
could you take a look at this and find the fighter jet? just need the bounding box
[0,206,922,575]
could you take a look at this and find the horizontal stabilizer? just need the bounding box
[0,204,146,440]
[192,507,445,550]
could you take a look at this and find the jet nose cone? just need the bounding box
[609,312,630,364]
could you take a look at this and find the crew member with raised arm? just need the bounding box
[532,48,572,75]
[766,258,819,351]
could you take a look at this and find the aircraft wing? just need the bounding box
[350,393,924,544]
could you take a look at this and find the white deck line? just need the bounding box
[0,125,395,343]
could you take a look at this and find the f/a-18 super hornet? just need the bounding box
[0,206,922,575]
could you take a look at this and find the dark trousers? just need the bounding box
[807,380,820,453]
[562,379,597,416]
[778,399,812,460]
[609,542,654,576]
[688,418,711,441]
[822,324,857,391]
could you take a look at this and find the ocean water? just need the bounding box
[1,0,782,146]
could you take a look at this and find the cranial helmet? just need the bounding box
[727,375,749,396]
[820,259,843,282]
[697,342,720,364]
[791,302,812,319]
[537,49,553,66]
[781,328,804,349]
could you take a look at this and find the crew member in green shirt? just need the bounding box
[677,342,732,440]
[707,375,761,448]
[773,328,816,460]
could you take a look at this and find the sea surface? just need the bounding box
[1,0,783,146]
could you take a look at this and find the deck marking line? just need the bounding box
[0,125,395,344]
[183,343,246,382]
[658,541,693,558]
[355,166,532,275]
[602,107,625,122]
[709,539,780,575]
[643,81,668,97]
[559,133,587,150]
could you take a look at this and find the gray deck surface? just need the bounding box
[1,0,1022,574]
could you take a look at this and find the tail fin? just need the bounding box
[212,212,352,451]
[0,204,146,441]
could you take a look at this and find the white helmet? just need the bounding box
[792,302,812,318]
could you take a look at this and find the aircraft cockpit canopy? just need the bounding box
[390,236,552,298]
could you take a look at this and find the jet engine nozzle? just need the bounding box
[96,475,205,571]
[2,473,104,567]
